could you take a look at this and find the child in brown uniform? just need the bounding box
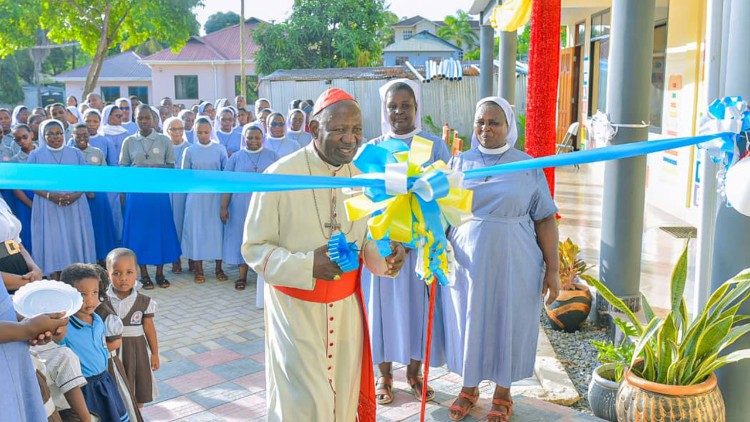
[103,248,159,407]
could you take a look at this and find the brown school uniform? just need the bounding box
[103,291,155,404]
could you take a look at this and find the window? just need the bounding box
[395,56,409,65]
[649,23,668,132]
[174,75,198,100]
[100,86,121,103]
[234,75,259,102]
[575,21,585,46]
[591,9,611,40]
[403,30,413,40]
[127,86,149,105]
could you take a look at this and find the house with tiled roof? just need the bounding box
[54,51,152,104]
[141,18,265,103]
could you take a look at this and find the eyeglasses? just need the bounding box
[269,122,286,128]
[120,106,130,110]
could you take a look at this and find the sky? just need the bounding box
[194,0,475,33]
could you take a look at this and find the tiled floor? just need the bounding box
[141,164,689,421]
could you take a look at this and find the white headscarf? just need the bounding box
[11,106,28,126]
[216,107,237,134]
[163,116,188,145]
[39,119,66,151]
[66,106,83,125]
[82,108,102,136]
[472,96,518,148]
[193,116,216,146]
[254,97,271,114]
[99,105,128,136]
[286,108,307,134]
[115,97,133,123]
[149,106,163,131]
[241,122,265,153]
[379,78,423,139]
[265,112,286,141]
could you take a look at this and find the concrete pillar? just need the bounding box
[597,0,655,317]
[711,2,750,420]
[498,30,517,104]
[479,16,495,98]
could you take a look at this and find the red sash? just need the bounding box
[274,268,376,422]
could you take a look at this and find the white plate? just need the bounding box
[13,279,83,318]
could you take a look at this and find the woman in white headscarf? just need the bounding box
[66,106,83,126]
[263,112,300,159]
[442,97,559,422]
[115,97,138,136]
[286,108,313,148]
[28,119,96,279]
[100,105,129,161]
[178,109,196,144]
[163,116,192,274]
[363,78,451,406]
[11,106,30,126]
[77,109,118,166]
[215,107,242,155]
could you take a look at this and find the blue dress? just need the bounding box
[28,147,97,273]
[287,131,314,148]
[9,150,35,254]
[264,136,300,159]
[361,131,451,366]
[181,143,228,260]
[121,121,139,137]
[442,147,557,387]
[185,130,196,144]
[216,129,242,156]
[0,278,48,422]
[222,148,278,265]
[81,146,119,261]
[170,141,190,242]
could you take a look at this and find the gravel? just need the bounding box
[540,310,609,414]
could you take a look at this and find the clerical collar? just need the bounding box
[46,143,64,152]
[197,141,213,149]
[387,127,421,140]
[478,143,510,155]
[243,147,263,154]
[267,135,285,142]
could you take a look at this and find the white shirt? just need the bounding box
[106,286,157,318]
[0,197,22,244]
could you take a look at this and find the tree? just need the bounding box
[204,11,241,34]
[253,0,392,75]
[0,0,202,97]
[0,55,25,105]
[437,10,479,50]
[378,11,400,48]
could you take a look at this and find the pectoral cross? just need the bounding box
[324,190,341,235]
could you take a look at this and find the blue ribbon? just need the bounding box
[0,133,733,193]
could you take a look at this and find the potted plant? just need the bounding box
[588,318,635,421]
[582,244,750,422]
[546,238,594,332]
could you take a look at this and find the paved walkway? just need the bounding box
[140,164,692,421]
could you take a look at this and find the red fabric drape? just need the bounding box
[525,0,561,197]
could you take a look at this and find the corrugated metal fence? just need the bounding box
[259,75,527,140]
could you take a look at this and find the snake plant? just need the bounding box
[581,244,750,386]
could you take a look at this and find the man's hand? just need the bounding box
[542,270,560,306]
[385,242,406,277]
[313,245,343,280]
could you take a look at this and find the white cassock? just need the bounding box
[242,143,376,421]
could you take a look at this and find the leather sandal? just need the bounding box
[487,398,513,422]
[215,270,229,282]
[375,374,394,405]
[234,279,247,291]
[171,261,183,274]
[194,271,205,284]
[449,390,479,421]
[407,374,435,402]
[141,274,155,290]
[155,274,170,288]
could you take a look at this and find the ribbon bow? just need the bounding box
[698,96,750,168]
[344,136,472,285]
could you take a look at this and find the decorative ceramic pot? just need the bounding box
[545,284,592,332]
[616,370,725,422]
[588,364,619,422]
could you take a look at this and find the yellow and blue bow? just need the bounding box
[344,136,473,285]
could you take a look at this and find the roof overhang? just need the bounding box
[143,59,255,65]
[54,77,151,82]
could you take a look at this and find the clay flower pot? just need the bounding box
[545,284,592,332]
[616,370,725,422]
[588,363,619,422]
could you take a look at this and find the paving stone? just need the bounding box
[164,369,225,394]
[188,348,243,368]
[156,359,201,381]
[185,381,252,410]
[209,357,264,380]
[140,396,205,421]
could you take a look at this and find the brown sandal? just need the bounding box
[140,274,155,290]
[375,374,394,405]
[171,261,183,274]
[487,398,513,422]
[449,390,479,421]
[234,279,247,291]
[194,271,205,284]
[215,270,228,281]
[407,374,435,401]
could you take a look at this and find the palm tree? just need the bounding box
[437,10,479,50]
